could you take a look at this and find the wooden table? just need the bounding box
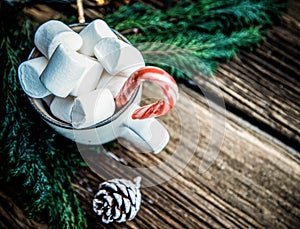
[1,1,299,228]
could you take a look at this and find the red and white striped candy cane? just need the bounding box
[115,66,178,120]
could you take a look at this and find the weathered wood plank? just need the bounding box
[1,1,299,228]
[71,82,300,228]
[192,1,300,152]
[0,191,48,229]
[22,0,300,153]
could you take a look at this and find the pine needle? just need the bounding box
[0,0,288,228]
[0,12,87,229]
[106,0,287,78]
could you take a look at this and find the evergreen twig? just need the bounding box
[0,12,87,229]
[0,0,288,228]
[106,0,287,78]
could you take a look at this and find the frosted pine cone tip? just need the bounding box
[93,177,142,224]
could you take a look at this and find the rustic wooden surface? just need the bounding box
[1,1,299,228]
[193,0,300,153]
[73,82,300,228]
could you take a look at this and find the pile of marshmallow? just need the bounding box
[18,19,145,129]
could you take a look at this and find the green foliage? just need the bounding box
[106,0,287,78]
[0,11,87,229]
[0,0,287,228]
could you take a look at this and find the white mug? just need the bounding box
[27,23,170,154]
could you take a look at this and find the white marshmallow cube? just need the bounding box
[72,88,115,129]
[117,64,145,78]
[18,56,51,98]
[34,20,83,58]
[42,94,54,106]
[94,37,145,75]
[40,44,85,97]
[70,57,103,96]
[78,19,117,56]
[41,44,103,98]
[96,71,127,97]
[95,70,113,88]
[50,96,75,123]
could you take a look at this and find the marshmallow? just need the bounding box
[72,88,115,129]
[117,64,145,78]
[94,37,145,75]
[42,94,54,106]
[41,44,102,98]
[96,70,113,88]
[34,20,82,58]
[50,96,75,123]
[70,57,103,96]
[18,56,51,98]
[78,19,117,56]
[104,76,127,97]
[96,71,127,97]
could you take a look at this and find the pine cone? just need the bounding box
[93,177,142,224]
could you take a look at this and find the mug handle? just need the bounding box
[118,104,169,154]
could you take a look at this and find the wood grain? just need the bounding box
[72,83,300,228]
[1,1,299,228]
[0,191,48,229]
[192,1,300,153]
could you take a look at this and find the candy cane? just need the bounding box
[115,66,178,120]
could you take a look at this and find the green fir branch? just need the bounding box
[0,0,288,228]
[0,14,87,228]
[106,0,287,78]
